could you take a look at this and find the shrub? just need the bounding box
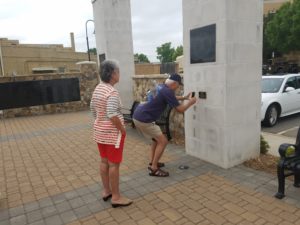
[260,135,270,154]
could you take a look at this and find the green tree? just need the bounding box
[265,0,300,54]
[263,13,277,63]
[88,48,97,55]
[172,45,183,61]
[134,53,150,63]
[156,42,175,63]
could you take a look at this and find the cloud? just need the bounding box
[131,0,182,61]
[0,0,94,51]
[0,0,182,62]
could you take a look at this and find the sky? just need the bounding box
[0,0,182,62]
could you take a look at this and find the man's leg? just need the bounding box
[133,119,167,170]
[150,140,157,165]
[150,133,168,171]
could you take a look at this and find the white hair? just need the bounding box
[100,59,119,83]
[165,78,176,86]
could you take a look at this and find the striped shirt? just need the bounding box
[90,82,124,147]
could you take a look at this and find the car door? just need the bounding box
[295,76,300,111]
[280,76,299,115]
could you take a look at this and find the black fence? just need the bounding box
[160,62,177,74]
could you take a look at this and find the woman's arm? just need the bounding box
[110,116,126,135]
[90,98,97,119]
[107,95,126,134]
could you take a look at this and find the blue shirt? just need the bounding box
[146,85,162,102]
[133,84,180,122]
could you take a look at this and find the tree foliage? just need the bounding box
[173,45,183,61]
[156,42,183,63]
[134,53,150,63]
[88,48,97,55]
[265,0,300,54]
[263,13,277,63]
[156,42,175,63]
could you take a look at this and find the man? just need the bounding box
[146,80,159,102]
[133,73,197,177]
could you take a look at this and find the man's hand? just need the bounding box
[180,92,192,100]
[175,93,197,113]
[188,93,197,105]
[183,93,190,100]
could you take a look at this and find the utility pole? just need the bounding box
[85,19,94,61]
[0,45,4,76]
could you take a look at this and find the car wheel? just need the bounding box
[263,104,279,127]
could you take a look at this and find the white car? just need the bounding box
[261,74,300,127]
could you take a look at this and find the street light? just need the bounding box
[85,19,94,61]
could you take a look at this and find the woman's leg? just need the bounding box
[108,162,121,201]
[100,158,111,197]
[109,162,132,207]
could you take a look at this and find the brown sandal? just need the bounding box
[148,167,169,177]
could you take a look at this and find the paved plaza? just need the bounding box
[1,111,300,225]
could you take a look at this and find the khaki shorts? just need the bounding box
[133,119,162,139]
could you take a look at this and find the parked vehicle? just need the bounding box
[263,58,299,75]
[261,74,300,127]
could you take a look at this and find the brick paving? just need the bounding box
[1,111,300,225]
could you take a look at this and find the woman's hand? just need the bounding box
[110,116,126,135]
[120,126,126,135]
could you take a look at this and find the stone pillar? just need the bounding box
[76,61,99,83]
[183,0,263,168]
[92,0,134,109]
[76,61,97,74]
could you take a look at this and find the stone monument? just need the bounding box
[183,0,263,168]
[92,0,134,109]
[92,0,263,169]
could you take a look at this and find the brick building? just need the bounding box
[0,33,97,76]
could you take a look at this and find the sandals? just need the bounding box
[148,167,169,177]
[102,194,112,202]
[149,162,165,168]
[111,197,133,208]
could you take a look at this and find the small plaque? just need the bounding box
[198,91,207,99]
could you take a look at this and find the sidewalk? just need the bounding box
[1,111,300,225]
[262,132,296,157]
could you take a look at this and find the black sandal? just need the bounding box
[149,162,165,168]
[102,194,112,202]
[148,167,169,177]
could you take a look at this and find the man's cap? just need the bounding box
[168,73,183,85]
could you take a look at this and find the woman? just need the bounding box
[90,59,132,208]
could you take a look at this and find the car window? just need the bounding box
[297,76,300,89]
[261,78,284,93]
[285,77,297,89]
